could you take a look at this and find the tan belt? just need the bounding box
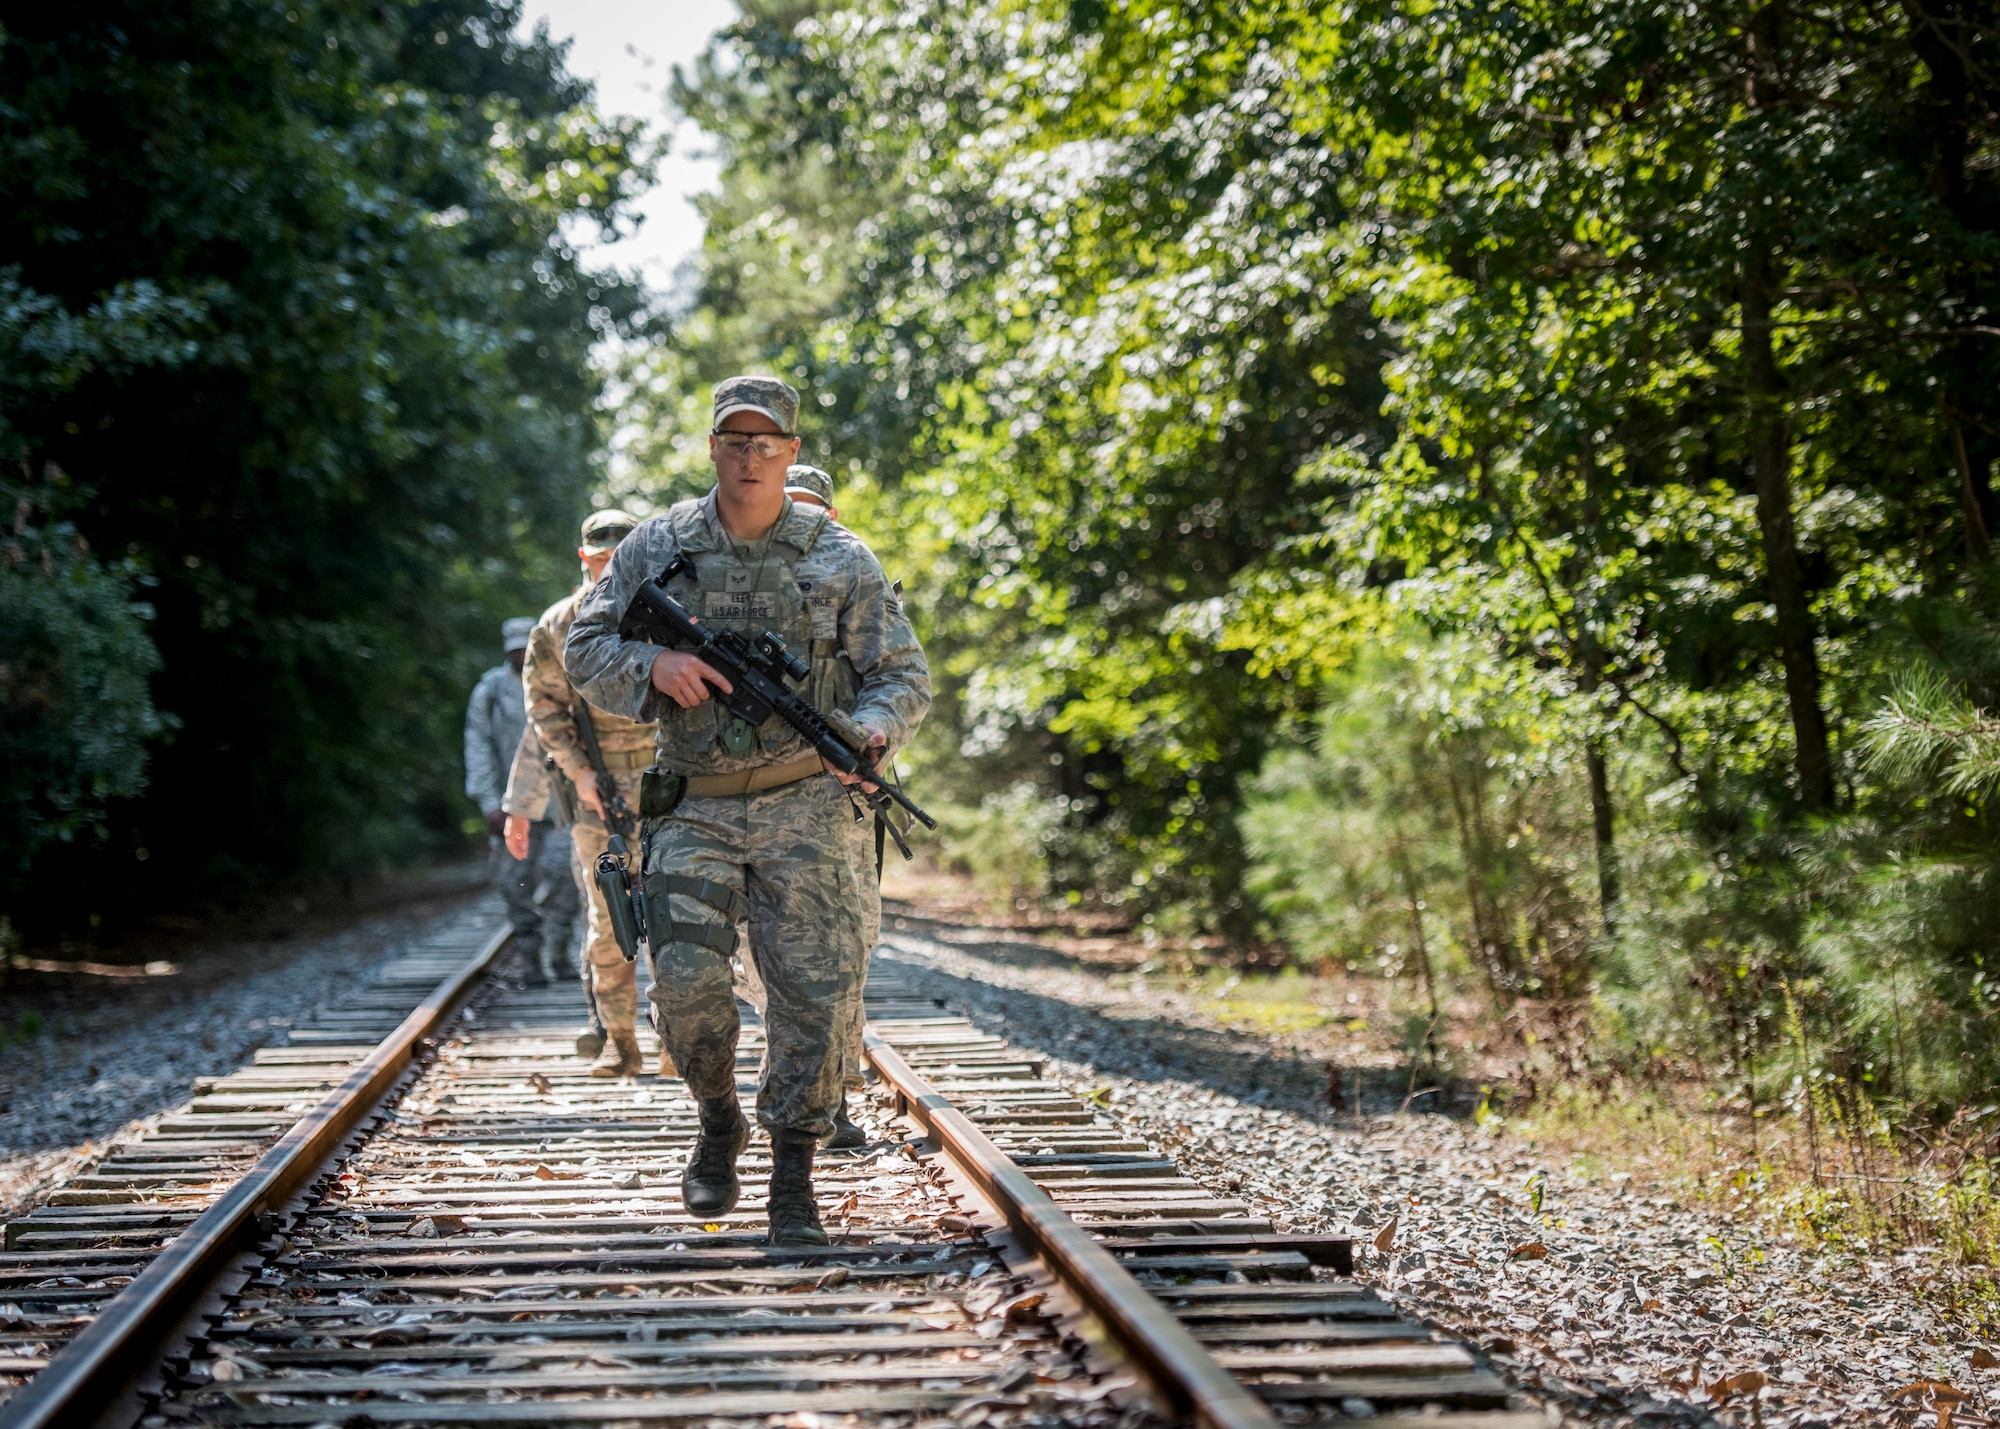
[600,747,654,772]
[681,753,824,799]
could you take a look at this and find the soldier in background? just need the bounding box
[507,509,665,1079]
[500,722,588,994]
[465,619,578,983]
[781,464,880,1149]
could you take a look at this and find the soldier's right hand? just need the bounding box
[650,650,735,709]
[484,807,506,839]
[504,813,531,860]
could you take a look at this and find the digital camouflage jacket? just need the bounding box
[463,663,526,816]
[564,490,930,776]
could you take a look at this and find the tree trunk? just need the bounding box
[1900,0,1972,218]
[1392,843,1442,1065]
[1742,3,1834,811]
[1742,248,1834,811]
[1585,740,1618,931]
[1573,446,1620,938]
[1575,634,1619,938]
[1442,756,1515,997]
[1743,246,1834,810]
[1950,412,1993,563]
[1901,0,2000,564]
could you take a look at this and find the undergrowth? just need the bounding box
[1490,1078,2000,1333]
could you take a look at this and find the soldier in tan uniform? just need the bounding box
[566,377,930,1246]
[503,509,665,1078]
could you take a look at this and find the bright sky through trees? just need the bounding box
[518,0,735,297]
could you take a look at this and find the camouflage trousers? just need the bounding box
[734,795,882,1092]
[488,822,578,975]
[567,771,645,1035]
[642,775,866,1138]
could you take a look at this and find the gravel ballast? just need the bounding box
[0,895,488,1219]
[873,902,1993,1429]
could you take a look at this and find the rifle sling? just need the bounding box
[572,700,613,781]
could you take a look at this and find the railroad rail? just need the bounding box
[2,903,1538,1428]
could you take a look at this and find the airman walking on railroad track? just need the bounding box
[565,376,931,1247]
[465,618,579,985]
[503,509,669,1080]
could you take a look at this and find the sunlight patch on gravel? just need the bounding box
[876,918,1997,1429]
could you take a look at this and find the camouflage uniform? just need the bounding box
[566,490,930,1137]
[783,458,884,963]
[465,642,577,976]
[525,582,656,1038]
[697,468,893,1109]
[500,721,564,827]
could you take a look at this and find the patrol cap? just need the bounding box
[784,464,835,508]
[712,375,799,434]
[580,507,639,554]
[502,617,535,653]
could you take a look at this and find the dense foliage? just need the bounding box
[660,0,2000,1122]
[0,1,648,922]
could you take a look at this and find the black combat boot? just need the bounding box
[825,1095,866,1150]
[681,1095,750,1217]
[766,1128,829,1247]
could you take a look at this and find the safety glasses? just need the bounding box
[712,431,798,460]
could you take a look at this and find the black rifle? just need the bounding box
[617,555,937,843]
[595,834,649,963]
[571,701,635,839]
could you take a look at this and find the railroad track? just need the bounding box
[2,904,1538,1428]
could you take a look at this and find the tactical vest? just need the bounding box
[651,499,862,770]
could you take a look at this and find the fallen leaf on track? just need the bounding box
[1003,1291,1047,1326]
[1707,1371,1768,1401]
[532,1163,556,1181]
[1374,1217,1398,1254]
[1972,1347,1999,1370]
[1891,1382,1968,1404]
[1509,1242,1548,1261]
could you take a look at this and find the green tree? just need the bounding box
[1,0,652,922]
[0,515,165,879]
[656,0,2000,1115]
